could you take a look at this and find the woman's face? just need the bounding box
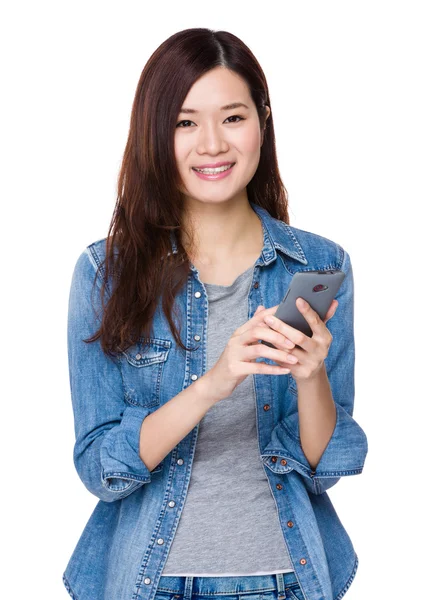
[174,66,270,206]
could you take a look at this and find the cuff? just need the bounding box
[100,404,154,493]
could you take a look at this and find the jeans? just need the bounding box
[154,572,305,600]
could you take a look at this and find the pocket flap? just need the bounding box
[122,338,171,368]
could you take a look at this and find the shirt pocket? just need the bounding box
[119,337,172,408]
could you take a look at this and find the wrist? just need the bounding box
[193,370,222,407]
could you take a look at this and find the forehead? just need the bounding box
[180,68,251,113]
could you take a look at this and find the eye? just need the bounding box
[176,115,245,128]
[176,119,193,128]
[225,115,244,123]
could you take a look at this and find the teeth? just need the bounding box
[194,163,234,174]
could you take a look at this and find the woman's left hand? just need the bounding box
[256,298,339,381]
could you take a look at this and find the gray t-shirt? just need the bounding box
[162,264,294,576]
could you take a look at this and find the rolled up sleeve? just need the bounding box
[262,247,368,495]
[67,248,154,502]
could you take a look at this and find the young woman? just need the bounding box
[63,28,368,600]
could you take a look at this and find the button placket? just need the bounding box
[192,289,203,380]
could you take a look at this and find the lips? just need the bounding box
[192,162,235,172]
[192,162,236,180]
[193,161,235,169]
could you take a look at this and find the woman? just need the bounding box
[63,28,368,600]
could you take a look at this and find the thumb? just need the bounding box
[255,305,265,313]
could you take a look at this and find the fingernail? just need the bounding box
[297,298,306,308]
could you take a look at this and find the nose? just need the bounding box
[196,123,229,155]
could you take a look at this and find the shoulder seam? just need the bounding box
[84,247,99,274]
[85,241,113,299]
[337,244,346,270]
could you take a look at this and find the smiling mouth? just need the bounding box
[192,163,236,174]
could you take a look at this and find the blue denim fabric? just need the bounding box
[155,572,304,600]
[63,202,368,600]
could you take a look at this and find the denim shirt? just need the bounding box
[63,202,368,600]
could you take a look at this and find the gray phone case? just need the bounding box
[261,269,345,349]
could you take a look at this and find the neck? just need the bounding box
[181,196,262,265]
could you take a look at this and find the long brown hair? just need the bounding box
[84,28,290,356]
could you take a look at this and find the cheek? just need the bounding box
[238,126,263,178]
[239,124,261,155]
[174,140,187,171]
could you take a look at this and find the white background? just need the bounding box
[2,1,441,598]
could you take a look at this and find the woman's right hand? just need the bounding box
[204,304,298,403]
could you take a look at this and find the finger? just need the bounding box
[323,300,338,324]
[235,305,280,337]
[295,297,325,337]
[254,304,279,329]
[246,324,296,353]
[255,304,278,314]
[255,306,268,320]
[262,312,313,353]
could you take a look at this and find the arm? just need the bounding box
[67,249,153,501]
[262,248,368,495]
[67,248,219,502]
[140,376,219,472]
[297,361,337,471]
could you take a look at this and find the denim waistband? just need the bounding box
[157,571,299,597]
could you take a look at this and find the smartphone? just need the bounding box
[260,269,345,349]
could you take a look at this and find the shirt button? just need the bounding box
[276,483,283,490]
[194,335,201,341]
[191,374,198,380]
[281,459,287,466]
[177,458,184,465]
[195,291,202,298]
[263,404,271,411]
[253,282,259,288]
[271,456,278,463]
[287,521,294,528]
[157,538,164,545]
[168,500,176,508]
[136,353,142,360]
[144,577,151,584]
[300,558,307,565]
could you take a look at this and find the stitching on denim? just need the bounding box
[334,553,359,600]
[157,588,301,597]
[280,415,302,443]
[314,468,363,477]
[62,572,79,600]
[103,471,151,483]
[88,243,112,299]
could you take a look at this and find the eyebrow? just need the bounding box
[178,102,250,115]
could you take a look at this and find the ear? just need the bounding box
[261,105,271,146]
